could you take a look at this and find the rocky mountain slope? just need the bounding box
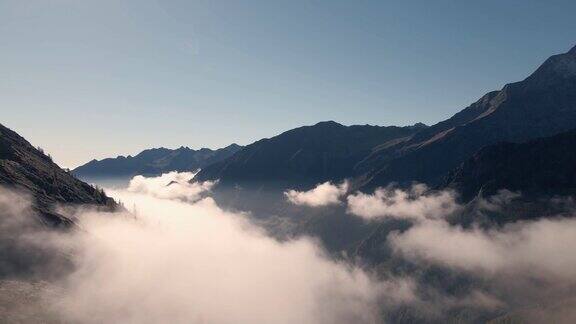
[194,121,427,189]
[73,143,242,180]
[194,45,576,194]
[356,44,576,189]
[0,123,117,226]
[443,127,576,201]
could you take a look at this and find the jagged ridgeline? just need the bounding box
[73,143,242,180]
[194,45,576,197]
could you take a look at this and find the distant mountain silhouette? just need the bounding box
[73,144,242,179]
[194,121,427,189]
[194,45,576,194]
[443,128,576,201]
[0,123,117,226]
[355,45,576,189]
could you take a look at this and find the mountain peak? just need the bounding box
[314,120,343,128]
[223,143,241,150]
[523,45,576,85]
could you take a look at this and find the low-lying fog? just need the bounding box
[2,172,576,323]
[0,173,409,324]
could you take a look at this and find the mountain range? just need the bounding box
[194,121,427,189]
[193,45,576,197]
[70,45,576,211]
[73,144,242,180]
[59,44,576,227]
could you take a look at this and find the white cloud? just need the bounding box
[345,185,576,321]
[346,184,459,220]
[285,182,348,207]
[127,171,216,202]
[344,185,576,282]
[390,217,576,281]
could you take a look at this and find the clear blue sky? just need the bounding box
[1,0,575,167]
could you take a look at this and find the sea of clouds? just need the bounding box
[284,182,576,323]
[2,174,576,323]
[0,173,415,324]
